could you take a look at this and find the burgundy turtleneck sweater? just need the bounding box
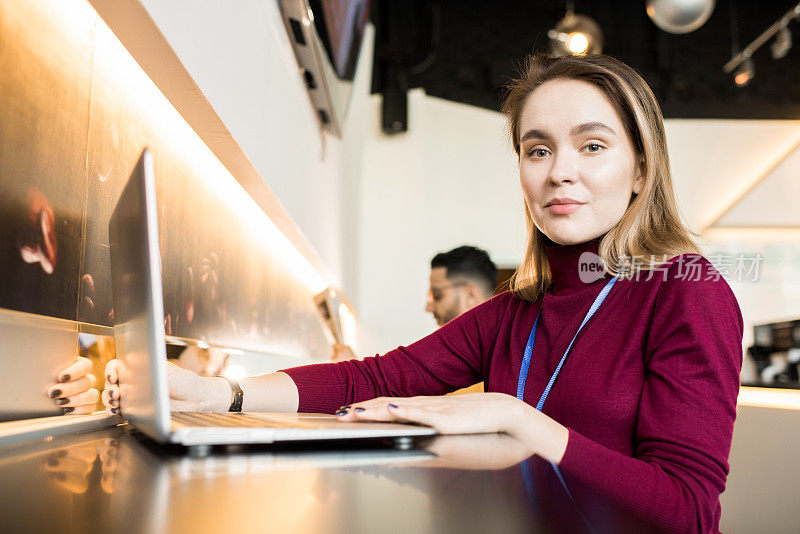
[282,238,743,534]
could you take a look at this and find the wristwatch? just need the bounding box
[224,377,244,412]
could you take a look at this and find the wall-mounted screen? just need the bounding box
[309,0,370,81]
[280,0,371,136]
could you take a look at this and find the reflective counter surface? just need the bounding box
[0,425,671,534]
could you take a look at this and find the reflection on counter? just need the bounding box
[0,426,678,534]
[44,437,120,495]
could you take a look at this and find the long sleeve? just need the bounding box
[557,258,744,534]
[281,292,511,414]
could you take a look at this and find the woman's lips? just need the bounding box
[547,202,584,215]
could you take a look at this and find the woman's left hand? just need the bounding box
[47,356,100,415]
[335,392,522,435]
[335,392,570,463]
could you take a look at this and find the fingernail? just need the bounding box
[63,407,74,413]
[59,374,71,383]
[334,408,349,416]
[338,405,351,410]
[387,404,399,409]
[49,389,61,399]
[354,407,366,413]
[111,408,119,415]
[55,398,69,406]
[108,389,115,399]
[46,457,59,467]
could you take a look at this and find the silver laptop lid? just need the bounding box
[108,149,172,442]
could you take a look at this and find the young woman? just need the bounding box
[54,54,743,533]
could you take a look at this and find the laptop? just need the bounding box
[108,149,435,449]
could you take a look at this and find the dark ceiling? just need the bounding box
[370,0,800,127]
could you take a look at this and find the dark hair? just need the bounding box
[431,246,497,296]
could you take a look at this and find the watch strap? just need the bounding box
[223,377,243,412]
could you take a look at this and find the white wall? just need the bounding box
[355,90,525,354]
[666,119,800,231]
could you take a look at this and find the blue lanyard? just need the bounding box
[516,276,618,410]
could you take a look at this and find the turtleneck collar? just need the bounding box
[544,234,606,295]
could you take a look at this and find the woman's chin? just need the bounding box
[533,214,608,246]
[542,227,606,246]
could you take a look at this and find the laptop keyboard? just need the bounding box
[172,412,315,429]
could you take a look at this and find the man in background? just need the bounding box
[424,245,497,394]
[333,245,497,394]
[425,245,497,327]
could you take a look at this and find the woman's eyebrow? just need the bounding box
[519,122,616,144]
[570,121,616,136]
[519,128,551,143]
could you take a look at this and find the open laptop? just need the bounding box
[108,149,435,449]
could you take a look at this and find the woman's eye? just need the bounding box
[583,143,604,153]
[528,148,549,158]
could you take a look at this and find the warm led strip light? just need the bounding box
[738,386,800,411]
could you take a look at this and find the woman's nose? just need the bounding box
[547,150,578,185]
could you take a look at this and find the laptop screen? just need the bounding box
[108,149,172,441]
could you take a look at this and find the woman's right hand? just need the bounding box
[102,359,230,414]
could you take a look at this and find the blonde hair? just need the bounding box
[502,53,699,302]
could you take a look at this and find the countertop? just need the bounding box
[0,424,665,534]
